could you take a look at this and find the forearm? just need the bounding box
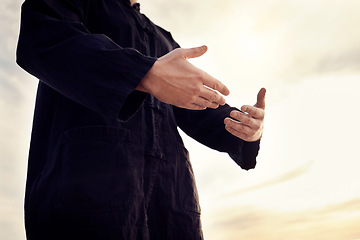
[17,0,156,121]
[173,104,259,170]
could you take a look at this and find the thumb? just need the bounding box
[255,87,266,109]
[182,45,208,59]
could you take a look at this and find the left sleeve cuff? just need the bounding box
[229,139,260,170]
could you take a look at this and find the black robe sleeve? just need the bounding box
[174,105,260,170]
[16,0,156,121]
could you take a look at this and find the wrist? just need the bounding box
[136,60,161,94]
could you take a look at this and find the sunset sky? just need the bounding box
[1,0,360,239]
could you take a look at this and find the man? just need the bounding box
[16,0,266,239]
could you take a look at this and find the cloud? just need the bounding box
[0,0,23,59]
[314,48,360,74]
[204,198,360,240]
[260,1,360,80]
[143,0,360,84]
[0,0,35,104]
[0,3,36,240]
[0,200,26,240]
[224,161,313,196]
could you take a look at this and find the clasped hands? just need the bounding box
[136,45,266,142]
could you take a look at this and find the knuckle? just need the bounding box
[244,116,252,125]
[242,125,249,134]
[188,84,201,95]
[190,95,198,103]
[246,106,254,114]
[213,81,221,91]
[195,71,206,82]
[240,124,246,132]
[197,97,206,106]
[230,110,238,119]
[208,91,218,101]
[194,88,202,95]
[254,121,262,130]
[251,123,259,131]
[235,112,244,122]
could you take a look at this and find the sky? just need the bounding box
[1,0,360,239]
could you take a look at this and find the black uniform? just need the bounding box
[16,0,260,239]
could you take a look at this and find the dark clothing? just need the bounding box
[16,0,260,239]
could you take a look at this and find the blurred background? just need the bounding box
[1,0,360,239]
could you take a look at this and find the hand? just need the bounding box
[224,88,266,142]
[136,46,230,110]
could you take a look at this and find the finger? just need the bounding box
[254,87,266,109]
[224,118,256,138]
[180,46,230,96]
[225,125,248,140]
[200,86,226,105]
[178,101,207,110]
[241,105,265,120]
[182,45,208,59]
[189,103,207,110]
[230,110,258,128]
[201,72,230,96]
[193,96,220,109]
[224,118,255,136]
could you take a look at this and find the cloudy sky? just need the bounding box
[1,0,360,239]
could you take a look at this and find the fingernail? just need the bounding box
[200,45,208,51]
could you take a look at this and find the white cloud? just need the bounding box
[144,0,360,85]
[203,198,360,240]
